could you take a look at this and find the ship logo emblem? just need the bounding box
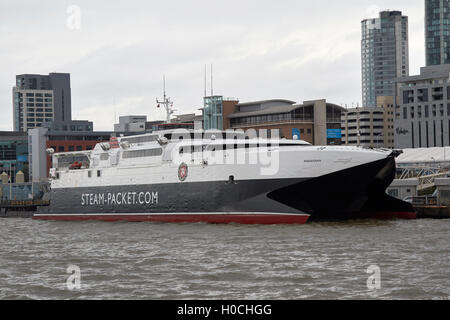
[178,163,188,182]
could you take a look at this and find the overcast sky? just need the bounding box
[0,0,426,131]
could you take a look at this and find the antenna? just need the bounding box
[156,75,175,123]
[113,97,116,124]
[204,65,207,98]
[211,64,213,97]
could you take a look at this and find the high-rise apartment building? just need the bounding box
[13,73,71,132]
[361,11,409,107]
[425,0,450,66]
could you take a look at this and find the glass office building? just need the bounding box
[361,11,409,107]
[426,0,450,66]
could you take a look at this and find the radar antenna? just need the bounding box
[156,76,176,123]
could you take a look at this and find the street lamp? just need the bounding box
[374,133,383,149]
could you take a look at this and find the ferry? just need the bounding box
[33,129,414,224]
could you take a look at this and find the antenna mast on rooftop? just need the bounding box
[211,64,213,97]
[156,75,175,123]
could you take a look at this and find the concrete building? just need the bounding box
[394,64,450,149]
[43,120,93,132]
[341,107,386,148]
[434,177,450,206]
[361,11,409,107]
[377,96,396,148]
[114,115,147,132]
[171,113,203,125]
[0,132,29,183]
[386,179,419,200]
[13,73,72,132]
[227,99,345,145]
[425,0,450,66]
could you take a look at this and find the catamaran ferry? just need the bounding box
[33,129,414,224]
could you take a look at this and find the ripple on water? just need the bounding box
[0,218,448,299]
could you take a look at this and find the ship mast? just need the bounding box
[156,76,175,123]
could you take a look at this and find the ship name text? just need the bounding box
[81,191,158,206]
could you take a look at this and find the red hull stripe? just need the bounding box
[33,213,310,225]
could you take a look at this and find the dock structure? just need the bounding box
[414,206,450,219]
[0,200,49,218]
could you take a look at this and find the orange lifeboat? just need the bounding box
[69,161,83,170]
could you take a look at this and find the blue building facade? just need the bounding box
[0,132,29,183]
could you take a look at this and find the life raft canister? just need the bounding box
[69,161,82,170]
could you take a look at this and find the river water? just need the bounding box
[0,218,448,300]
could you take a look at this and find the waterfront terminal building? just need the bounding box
[226,99,345,145]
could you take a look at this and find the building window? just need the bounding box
[58,146,64,152]
[68,146,75,152]
[434,121,437,147]
[76,146,82,151]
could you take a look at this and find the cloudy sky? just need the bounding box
[0,0,426,131]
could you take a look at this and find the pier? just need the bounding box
[414,206,450,219]
[0,200,49,218]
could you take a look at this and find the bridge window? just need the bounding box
[122,148,163,159]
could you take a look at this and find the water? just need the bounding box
[0,218,448,300]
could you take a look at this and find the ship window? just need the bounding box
[88,171,92,178]
[97,170,101,177]
[100,153,109,161]
[122,148,163,159]
[56,173,60,180]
